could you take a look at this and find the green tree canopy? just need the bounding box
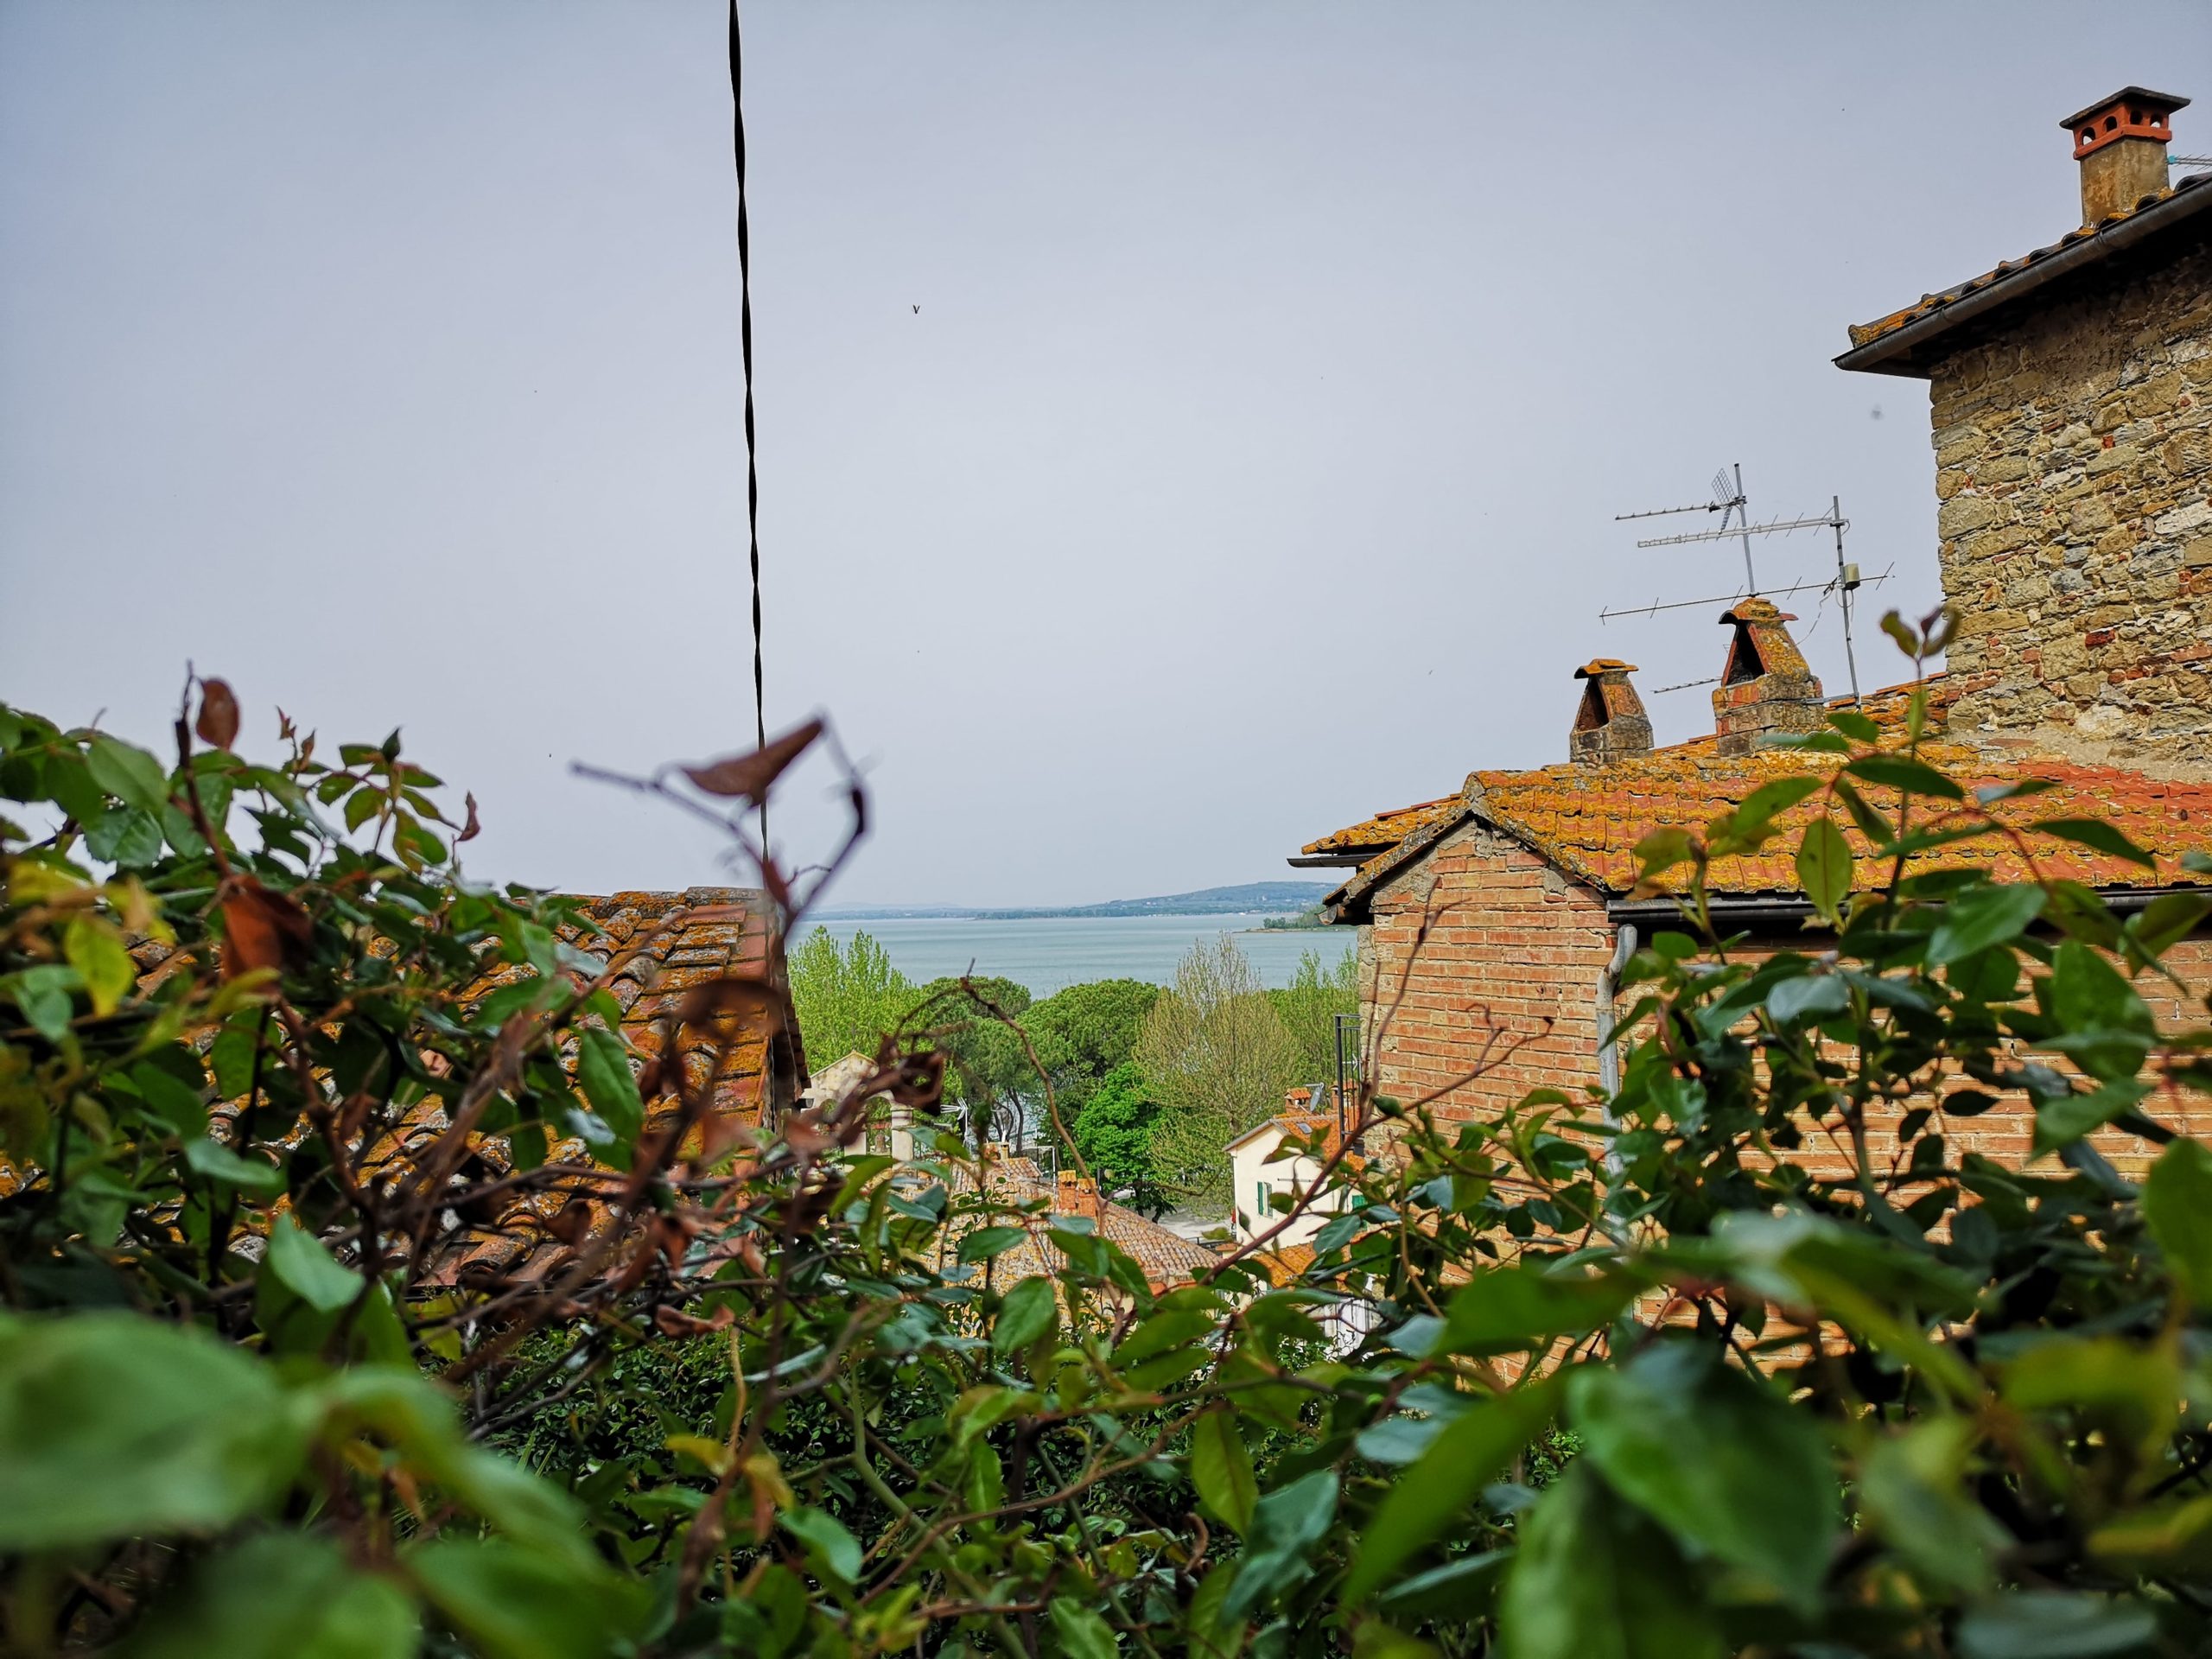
[913,975,1035,1147]
[1020,976,1159,1129]
[1267,944,1357,1093]
[786,926,915,1067]
[1135,934,1300,1208]
[1068,1060,1172,1218]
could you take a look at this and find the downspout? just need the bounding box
[1595,923,1637,1176]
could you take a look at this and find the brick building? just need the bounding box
[1294,87,2212,1166]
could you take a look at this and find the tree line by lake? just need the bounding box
[787,927,1357,1215]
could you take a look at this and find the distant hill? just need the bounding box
[817,881,1333,923]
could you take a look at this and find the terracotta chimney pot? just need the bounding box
[2061,86,2188,225]
[1569,659,1654,766]
[1712,599,1825,755]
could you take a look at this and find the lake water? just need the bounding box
[806,913,1352,995]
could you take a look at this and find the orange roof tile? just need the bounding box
[1299,797,1460,862]
[1310,680,2212,916]
[942,1157,1218,1290]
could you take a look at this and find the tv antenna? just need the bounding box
[1606,463,1879,703]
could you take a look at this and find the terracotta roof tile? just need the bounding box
[1842,171,2211,358]
[1312,680,2212,912]
[1300,797,1460,861]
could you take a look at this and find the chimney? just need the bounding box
[2061,87,2188,225]
[1712,599,1825,755]
[1569,659,1654,766]
[1055,1169,1100,1220]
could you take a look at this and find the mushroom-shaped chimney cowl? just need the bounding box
[1570,658,1654,766]
[1713,599,1824,754]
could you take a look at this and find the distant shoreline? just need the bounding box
[813,880,1333,925]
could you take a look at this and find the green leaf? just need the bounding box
[1048,1599,1119,1659]
[64,914,137,1017]
[1846,753,1964,801]
[267,1215,365,1313]
[130,1059,209,1136]
[0,1312,308,1550]
[2032,1079,2152,1156]
[991,1275,1058,1354]
[1567,1341,1838,1611]
[1191,1410,1257,1534]
[85,804,165,868]
[1827,709,1880,743]
[1831,776,1897,849]
[2129,893,2212,961]
[1375,1551,1510,1622]
[85,734,173,814]
[1856,1418,2006,1597]
[1497,1462,1722,1659]
[1767,973,1851,1027]
[957,1224,1028,1263]
[1720,777,1821,844]
[1928,884,2045,967]
[1440,1259,1637,1356]
[2046,941,2156,1081]
[1795,817,1853,924]
[8,963,79,1042]
[345,788,384,833]
[781,1505,864,1584]
[184,1136,284,1194]
[119,1532,416,1659]
[573,1027,644,1152]
[1955,1592,2158,1658]
[1223,1469,1338,1621]
[410,1540,640,1659]
[2145,1138,2212,1304]
[2034,817,2158,872]
[1344,1380,1557,1603]
[1632,827,1697,879]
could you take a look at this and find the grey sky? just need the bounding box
[3,3,2206,905]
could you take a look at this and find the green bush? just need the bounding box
[10,622,2212,1657]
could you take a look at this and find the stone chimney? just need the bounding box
[1055,1169,1100,1220]
[1569,659,1654,766]
[2062,87,2188,225]
[1713,599,1825,755]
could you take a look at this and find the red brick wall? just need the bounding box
[1362,821,1615,1124]
[1359,819,2212,1178]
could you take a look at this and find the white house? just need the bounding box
[1224,1087,1354,1248]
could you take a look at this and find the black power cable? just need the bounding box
[728,1,767,814]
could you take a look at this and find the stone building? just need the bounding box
[1289,86,2212,1172]
[1837,87,2212,764]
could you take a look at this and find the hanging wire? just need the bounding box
[728,1,767,831]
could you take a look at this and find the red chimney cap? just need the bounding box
[1574,658,1639,679]
[2060,87,2189,160]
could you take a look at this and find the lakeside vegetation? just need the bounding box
[787,927,1358,1213]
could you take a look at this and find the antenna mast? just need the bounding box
[1605,463,1877,705]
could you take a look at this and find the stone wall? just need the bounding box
[1929,231,2212,763]
[1358,817,2212,1179]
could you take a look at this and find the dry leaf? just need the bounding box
[195,678,241,750]
[217,874,314,979]
[680,717,824,802]
[458,791,481,842]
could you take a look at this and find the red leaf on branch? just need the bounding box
[218,874,314,979]
[458,791,481,842]
[195,678,241,750]
[680,718,823,803]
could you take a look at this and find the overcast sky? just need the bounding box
[3,3,2207,906]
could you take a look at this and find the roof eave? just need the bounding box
[1835,180,2212,379]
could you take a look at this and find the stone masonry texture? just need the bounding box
[1928,231,2212,762]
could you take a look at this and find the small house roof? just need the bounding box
[1302,679,2212,922]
